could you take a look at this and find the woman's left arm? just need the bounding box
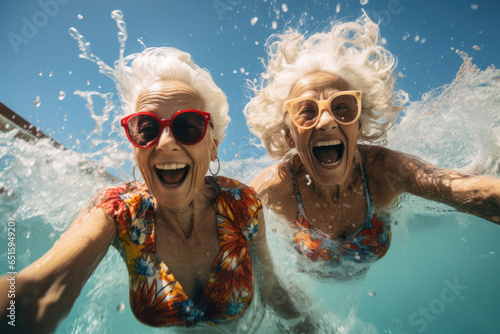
[251,212,316,332]
[367,146,500,224]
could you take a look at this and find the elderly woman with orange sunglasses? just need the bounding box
[245,13,500,280]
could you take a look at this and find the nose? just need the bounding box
[155,126,180,152]
[315,107,338,131]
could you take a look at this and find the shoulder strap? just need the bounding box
[358,147,378,217]
[289,158,304,218]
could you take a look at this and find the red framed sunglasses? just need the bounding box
[121,109,211,148]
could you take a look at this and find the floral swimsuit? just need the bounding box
[96,176,261,327]
[290,157,391,265]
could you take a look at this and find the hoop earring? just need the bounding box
[133,165,143,182]
[209,157,220,176]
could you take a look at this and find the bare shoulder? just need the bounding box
[252,161,295,218]
[252,162,290,197]
[360,145,410,208]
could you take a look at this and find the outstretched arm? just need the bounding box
[0,201,115,333]
[366,146,500,224]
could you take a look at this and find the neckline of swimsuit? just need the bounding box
[289,146,377,241]
[148,176,224,306]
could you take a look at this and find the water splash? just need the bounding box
[58,91,66,100]
[34,95,41,107]
[387,50,500,218]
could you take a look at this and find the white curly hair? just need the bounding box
[244,11,409,159]
[112,47,230,144]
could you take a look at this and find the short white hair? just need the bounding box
[244,11,409,159]
[112,47,230,143]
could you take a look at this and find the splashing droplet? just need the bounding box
[49,71,53,77]
[117,302,125,312]
[68,70,72,74]
[360,0,369,5]
[34,96,41,107]
[77,14,83,20]
[336,3,341,13]
[281,4,288,12]
[58,91,66,100]
[250,17,258,26]
[39,70,43,76]
[86,80,90,85]
[470,4,478,10]
[271,21,278,30]
[368,290,376,297]
[472,45,481,51]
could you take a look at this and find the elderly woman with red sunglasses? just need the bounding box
[0,47,308,333]
[244,13,500,280]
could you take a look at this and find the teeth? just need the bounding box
[156,163,187,170]
[313,139,341,147]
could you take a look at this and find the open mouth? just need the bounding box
[312,140,344,166]
[155,163,190,186]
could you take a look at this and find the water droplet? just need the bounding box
[470,4,478,10]
[58,91,66,100]
[49,71,53,77]
[250,17,258,26]
[34,96,41,107]
[240,67,245,73]
[360,0,369,5]
[472,45,481,51]
[305,174,312,186]
[233,69,237,74]
[39,70,43,76]
[368,290,376,297]
[77,14,83,20]
[86,80,90,85]
[414,35,420,42]
[281,4,288,12]
[26,231,31,239]
[271,21,278,30]
[117,302,125,312]
[255,41,259,45]
[336,3,341,13]
[381,37,387,45]
[420,38,427,44]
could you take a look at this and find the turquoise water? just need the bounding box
[2,11,500,334]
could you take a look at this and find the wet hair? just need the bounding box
[113,47,230,143]
[244,11,409,159]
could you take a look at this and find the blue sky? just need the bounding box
[1,0,499,167]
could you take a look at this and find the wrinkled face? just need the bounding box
[287,72,361,186]
[133,80,218,208]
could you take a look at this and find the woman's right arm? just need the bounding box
[0,201,115,333]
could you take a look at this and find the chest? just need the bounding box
[287,174,370,239]
[155,210,220,303]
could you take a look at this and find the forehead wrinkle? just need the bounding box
[135,81,205,112]
[291,72,350,99]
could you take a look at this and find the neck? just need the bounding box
[154,181,215,239]
[295,151,361,202]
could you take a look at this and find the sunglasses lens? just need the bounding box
[330,94,359,123]
[127,114,160,147]
[289,99,319,128]
[172,112,207,144]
